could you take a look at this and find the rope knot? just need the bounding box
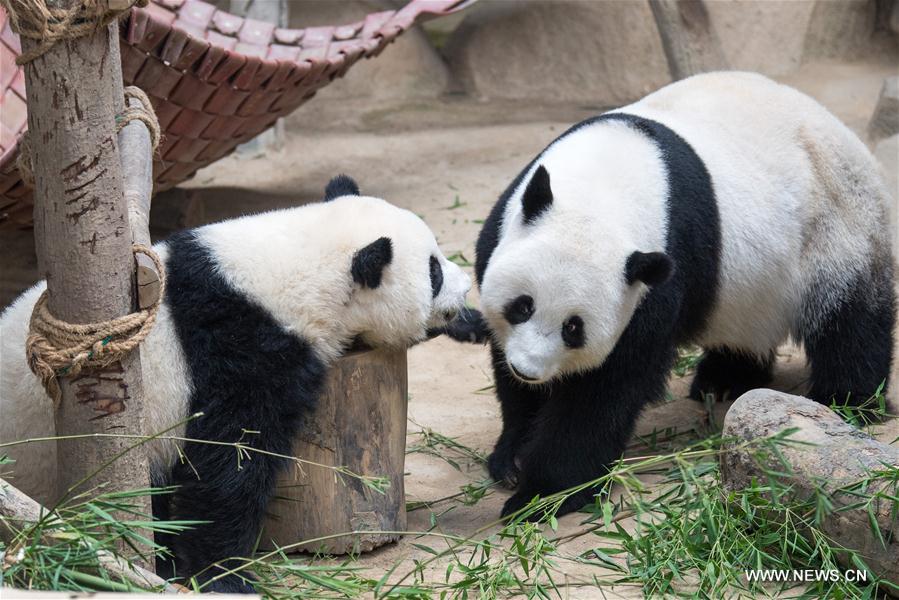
[1,0,148,65]
[25,244,166,405]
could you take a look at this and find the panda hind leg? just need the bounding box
[688,347,775,403]
[802,273,895,412]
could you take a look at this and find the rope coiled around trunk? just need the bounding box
[25,244,165,405]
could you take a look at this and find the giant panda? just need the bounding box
[0,175,471,593]
[469,72,896,519]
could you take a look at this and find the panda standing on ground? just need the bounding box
[460,72,896,519]
[0,176,471,593]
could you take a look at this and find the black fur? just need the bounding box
[324,174,360,200]
[521,165,553,224]
[158,232,327,593]
[503,295,534,325]
[475,113,722,519]
[801,266,895,407]
[561,316,586,349]
[352,237,393,289]
[625,251,673,287]
[429,255,443,298]
[428,307,490,343]
[689,348,775,403]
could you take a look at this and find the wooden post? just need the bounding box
[262,347,408,554]
[649,0,727,80]
[19,3,151,557]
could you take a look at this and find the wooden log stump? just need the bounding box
[261,347,408,554]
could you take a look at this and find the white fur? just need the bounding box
[0,195,470,505]
[482,72,893,383]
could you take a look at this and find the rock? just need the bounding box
[443,0,670,108]
[706,1,899,78]
[721,390,899,589]
[870,77,899,142]
[705,0,815,76]
[802,0,899,63]
[287,0,449,100]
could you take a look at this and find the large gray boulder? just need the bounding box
[443,0,671,108]
[722,390,899,589]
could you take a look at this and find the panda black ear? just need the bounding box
[352,237,393,288]
[522,165,552,224]
[625,251,673,286]
[325,174,360,201]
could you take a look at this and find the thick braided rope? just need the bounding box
[26,244,166,406]
[16,85,159,189]
[0,0,148,65]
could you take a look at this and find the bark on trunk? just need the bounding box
[649,0,727,80]
[20,14,151,563]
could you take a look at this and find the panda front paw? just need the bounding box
[487,447,520,489]
[435,307,489,344]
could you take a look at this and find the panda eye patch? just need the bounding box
[503,295,534,325]
[562,315,585,348]
[429,255,443,299]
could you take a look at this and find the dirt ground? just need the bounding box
[152,61,898,596]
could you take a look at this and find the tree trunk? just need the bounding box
[649,0,727,81]
[20,11,151,564]
[262,347,408,554]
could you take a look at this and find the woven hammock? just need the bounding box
[0,0,470,230]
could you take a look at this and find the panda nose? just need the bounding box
[509,363,540,383]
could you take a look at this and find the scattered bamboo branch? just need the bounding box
[0,477,185,594]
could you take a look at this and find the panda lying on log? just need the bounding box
[449,72,896,519]
[0,176,471,593]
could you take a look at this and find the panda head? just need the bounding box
[480,165,673,384]
[324,175,472,349]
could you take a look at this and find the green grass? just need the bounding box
[672,346,704,378]
[444,195,467,210]
[446,252,474,267]
[3,396,898,598]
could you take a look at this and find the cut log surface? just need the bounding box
[262,347,408,555]
[721,390,899,588]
